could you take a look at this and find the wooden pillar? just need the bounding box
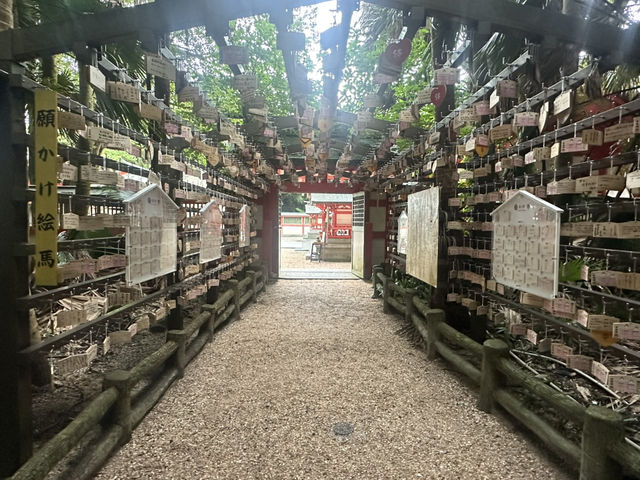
[0,67,33,477]
[167,290,183,330]
[478,339,508,413]
[425,309,444,360]
[262,264,268,291]
[404,288,416,325]
[249,271,258,302]
[167,330,187,378]
[372,265,382,298]
[382,276,391,314]
[206,283,217,304]
[74,53,97,216]
[580,406,624,480]
[201,304,217,340]
[102,370,132,443]
[229,279,241,320]
[258,185,279,278]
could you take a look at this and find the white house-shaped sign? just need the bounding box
[200,199,223,263]
[397,210,408,255]
[125,184,179,285]
[239,204,251,248]
[491,190,563,299]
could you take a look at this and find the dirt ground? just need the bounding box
[96,280,571,480]
[280,247,351,271]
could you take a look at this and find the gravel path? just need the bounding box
[280,247,351,271]
[96,280,572,480]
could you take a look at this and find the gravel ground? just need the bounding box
[280,248,351,271]
[95,280,572,480]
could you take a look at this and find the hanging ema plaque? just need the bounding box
[199,199,223,263]
[397,210,408,255]
[239,204,251,248]
[125,184,178,285]
[491,190,563,299]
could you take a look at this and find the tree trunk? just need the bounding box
[430,17,458,309]
[0,0,13,30]
[74,61,93,215]
[431,17,457,122]
[41,56,57,85]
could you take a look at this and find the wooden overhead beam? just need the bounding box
[365,0,640,65]
[2,0,637,65]
[0,0,325,61]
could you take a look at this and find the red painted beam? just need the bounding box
[280,181,361,194]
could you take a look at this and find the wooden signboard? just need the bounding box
[407,187,440,287]
[34,90,59,286]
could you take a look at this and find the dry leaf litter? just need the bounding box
[95,280,572,480]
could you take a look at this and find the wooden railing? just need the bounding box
[374,267,640,480]
[12,264,267,480]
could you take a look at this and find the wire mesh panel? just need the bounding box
[200,199,223,263]
[407,187,440,287]
[125,184,178,285]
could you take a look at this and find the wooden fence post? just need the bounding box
[201,305,216,341]
[249,271,258,303]
[382,276,391,314]
[262,265,268,291]
[580,406,625,480]
[404,288,416,324]
[102,370,132,443]
[425,309,444,360]
[372,265,382,298]
[478,339,508,413]
[166,330,187,378]
[229,279,241,320]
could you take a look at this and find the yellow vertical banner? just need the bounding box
[34,89,59,286]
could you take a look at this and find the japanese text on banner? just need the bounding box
[34,89,58,285]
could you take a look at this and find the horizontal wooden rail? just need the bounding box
[609,441,640,479]
[130,368,178,428]
[184,312,212,338]
[493,388,581,466]
[239,290,253,307]
[12,388,118,480]
[129,342,177,385]
[437,321,483,358]
[58,424,124,480]
[495,357,585,425]
[185,329,210,365]
[215,304,235,330]
[386,296,405,315]
[435,340,481,384]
